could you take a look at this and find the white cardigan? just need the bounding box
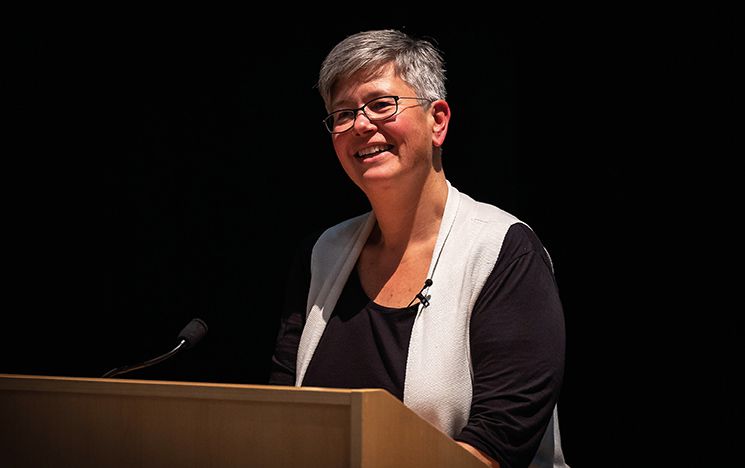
[295,181,569,468]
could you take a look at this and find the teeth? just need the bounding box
[357,145,390,157]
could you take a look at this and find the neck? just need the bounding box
[366,174,448,251]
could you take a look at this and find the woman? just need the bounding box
[269,29,569,468]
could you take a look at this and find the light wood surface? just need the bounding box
[0,374,484,468]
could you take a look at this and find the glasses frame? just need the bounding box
[322,95,434,134]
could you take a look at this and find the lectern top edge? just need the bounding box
[0,374,389,406]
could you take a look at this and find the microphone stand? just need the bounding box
[102,339,187,378]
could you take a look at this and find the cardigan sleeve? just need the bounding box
[454,223,566,468]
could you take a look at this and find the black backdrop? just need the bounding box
[3,8,740,466]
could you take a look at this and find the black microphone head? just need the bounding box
[177,318,208,350]
[424,279,433,287]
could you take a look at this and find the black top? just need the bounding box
[269,223,565,468]
[303,268,417,400]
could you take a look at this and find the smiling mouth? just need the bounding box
[355,144,393,159]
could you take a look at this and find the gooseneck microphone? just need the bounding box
[101,318,208,378]
[408,279,433,308]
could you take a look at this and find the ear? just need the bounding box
[430,99,451,148]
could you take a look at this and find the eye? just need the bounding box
[334,110,355,123]
[367,98,396,114]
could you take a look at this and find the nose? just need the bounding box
[352,111,377,135]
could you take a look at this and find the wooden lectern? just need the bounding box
[0,374,484,467]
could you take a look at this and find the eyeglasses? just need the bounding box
[322,95,433,134]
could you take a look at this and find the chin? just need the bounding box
[359,167,404,189]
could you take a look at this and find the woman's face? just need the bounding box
[328,64,441,193]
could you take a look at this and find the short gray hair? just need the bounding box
[317,29,447,110]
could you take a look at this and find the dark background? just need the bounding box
[3,7,740,466]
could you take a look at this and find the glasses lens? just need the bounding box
[364,96,398,120]
[325,110,355,133]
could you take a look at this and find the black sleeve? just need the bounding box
[454,223,566,468]
[267,230,319,386]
